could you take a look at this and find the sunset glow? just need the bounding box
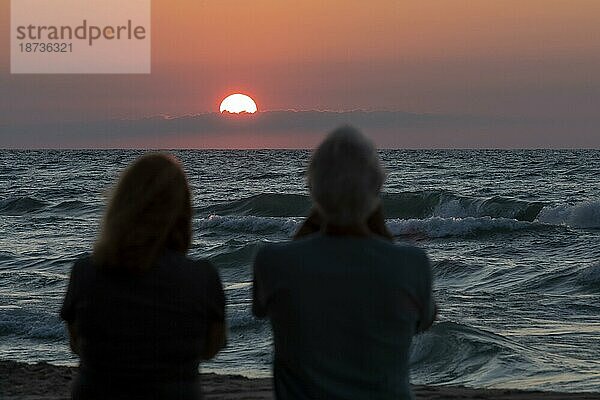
[219,94,258,114]
[2,0,600,147]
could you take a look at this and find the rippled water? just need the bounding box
[1,150,599,391]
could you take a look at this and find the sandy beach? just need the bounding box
[1,360,598,400]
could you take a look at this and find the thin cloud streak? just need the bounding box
[1,110,598,149]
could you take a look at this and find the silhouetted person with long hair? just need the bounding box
[253,126,436,399]
[61,153,226,400]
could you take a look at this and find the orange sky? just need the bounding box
[150,0,600,114]
[153,1,600,65]
[1,0,599,147]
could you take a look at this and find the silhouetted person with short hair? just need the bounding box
[253,126,436,399]
[61,153,226,400]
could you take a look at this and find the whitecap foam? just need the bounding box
[199,214,545,239]
[386,216,535,238]
[431,195,544,221]
[198,215,300,235]
[0,308,65,340]
[537,201,600,229]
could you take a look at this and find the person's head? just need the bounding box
[308,125,385,227]
[93,153,192,271]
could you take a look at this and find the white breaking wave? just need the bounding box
[198,215,300,235]
[537,201,600,229]
[0,308,65,339]
[387,217,535,238]
[198,203,600,239]
[199,214,538,238]
[432,199,481,218]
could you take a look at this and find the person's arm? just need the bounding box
[366,203,394,241]
[60,262,81,355]
[67,322,80,355]
[293,208,322,239]
[202,321,226,360]
[416,250,437,333]
[417,302,437,333]
[202,264,227,360]
[252,247,271,318]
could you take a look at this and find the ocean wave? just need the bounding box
[0,196,99,216]
[198,215,300,235]
[198,214,552,239]
[0,307,65,340]
[577,263,600,288]
[197,191,546,221]
[9,191,595,231]
[385,191,544,221]
[51,199,97,212]
[198,193,311,217]
[537,201,600,229]
[487,262,600,295]
[0,197,47,214]
[431,259,483,279]
[387,216,539,238]
[0,269,67,291]
[246,172,289,180]
[51,199,87,210]
[206,240,263,268]
[203,193,600,232]
[227,308,269,332]
[0,251,15,263]
[410,321,535,385]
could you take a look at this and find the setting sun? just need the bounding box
[219,93,258,114]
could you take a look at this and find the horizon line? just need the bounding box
[2,147,599,151]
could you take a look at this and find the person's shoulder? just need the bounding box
[253,238,302,272]
[191,258,219,278]
[370,239,430,269]
[256,239,291,255]
[167,251,216,275]
[254,241,282,263]
[160,252,222,291]
[390,243,429,261]
[71,253,96,275]
[64,254,100,289]
[256,234,320,259]
[72,253,93,265]
[388,243,432,283]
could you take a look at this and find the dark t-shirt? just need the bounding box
[253,233,435,400]
[60,250,225,398]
